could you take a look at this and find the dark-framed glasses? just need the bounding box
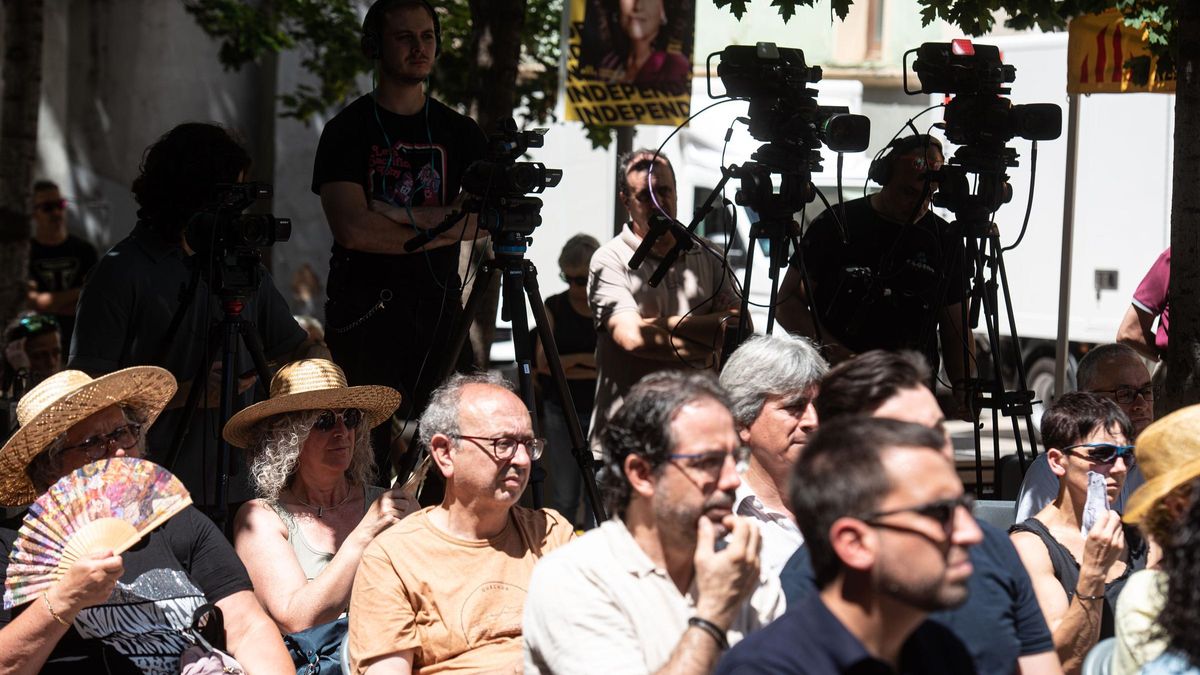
[668,446,752,475]
[453,434,545,461]
[559,272,588,286]
[56,423,143,461]
[860,493,976,539]
[1062,442,1136,466]
[313,408,363,431]
[1092,385,1153,405]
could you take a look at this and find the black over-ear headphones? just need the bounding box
[867,134,944,186]
[361,0,442,60]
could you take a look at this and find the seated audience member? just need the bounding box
[2,313,63,395]
[1112,404,1200,674]
[534,233,601,527]
[348,372,574,674]
[523,371,783,674]
[1016,344,1152,521]
[1010,392,1147,674]
[1139,474,1200,675]
[226,359,416,633]
[718,333,826,575]
[718,418,981,674]
[782,350,1059,675]
[0,368,292,673]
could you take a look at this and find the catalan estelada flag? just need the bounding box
[1067,9,1174,94]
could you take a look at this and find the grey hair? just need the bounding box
[26,404,149,494]
[558,234,600,270]
[246,410,377,504]
[719,333,828,428]
[1077,343,1144,391]
[417,371,514,449]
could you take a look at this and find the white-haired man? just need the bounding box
[719,333,827,575]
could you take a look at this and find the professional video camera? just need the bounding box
[460,119,563,237]
[904,40,1061,214]
[710,42,870,218]
[185,182,291,296]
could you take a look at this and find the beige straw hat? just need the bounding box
[222,359,400,449]
[1124,403,1200,525]
[0,367,177,506]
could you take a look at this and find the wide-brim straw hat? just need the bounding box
[222,359,400,449]
[0,367,177,506]
[1124,403,1200,525]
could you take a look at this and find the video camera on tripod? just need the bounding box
[405,120,563,253]
[184,182,291,296]
[711,43,871,217]
[905,41,1062,215]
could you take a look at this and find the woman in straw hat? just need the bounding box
[0,367,293,674]
[1112,404,1200,674]
[1139,477,1200,674]
[227,358,414,634]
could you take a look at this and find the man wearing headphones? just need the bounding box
[311,0,488,482]
[777,135,973,401]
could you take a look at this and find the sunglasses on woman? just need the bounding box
[313,408,364,431]
[1062,442,1136,466]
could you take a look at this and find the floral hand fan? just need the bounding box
[3,456,191,609]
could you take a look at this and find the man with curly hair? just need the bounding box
[70,123,327,508]
[523,371,782,674]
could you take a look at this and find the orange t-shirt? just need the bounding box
[348,505,574,674]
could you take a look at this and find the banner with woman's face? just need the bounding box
[564,0,694,127]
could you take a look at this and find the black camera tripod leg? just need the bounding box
[522,261,606,524]
[989,233,1039,466]
[500,261,545,507]
[165,325,224,475]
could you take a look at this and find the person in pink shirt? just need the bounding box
[1117,247,1169,416]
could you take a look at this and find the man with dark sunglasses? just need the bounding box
[348,372,574,673]
[1016,343,1153,522]
[718,417,982,674]
[780,350,1060,675]
[1010,392,1148,674]
[26,180,98,352]
[524,371,782,674]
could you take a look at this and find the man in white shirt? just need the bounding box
[718,333,827,575]
[523,371,783,674]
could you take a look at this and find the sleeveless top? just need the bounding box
[1010,517,1148,639]
[270,484,386,581]
[537,291,597,415]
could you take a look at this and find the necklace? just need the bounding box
[287,485,355,518]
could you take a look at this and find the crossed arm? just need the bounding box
[320,182,484,255]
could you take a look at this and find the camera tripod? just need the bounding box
[952,213,1040,497]
[164,293,273,531]
[434,230,606,523]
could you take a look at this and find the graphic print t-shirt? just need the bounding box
[0,507,252,674]
[311,94,488,296]
[29,233,99,347]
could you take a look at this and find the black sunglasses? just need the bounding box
[860,494,976,538]
[313,408,363,431]
[560,272,588,286]
[1062,442,1136,466]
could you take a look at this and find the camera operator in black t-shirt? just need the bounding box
[311,0,489,483]
[777,135,974,409]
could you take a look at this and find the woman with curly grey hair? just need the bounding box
[225,359,414,634]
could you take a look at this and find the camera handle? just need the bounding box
[164,297,273,533]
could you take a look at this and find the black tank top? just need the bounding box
[1009,517,1147,639]
[536,292,597,416]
